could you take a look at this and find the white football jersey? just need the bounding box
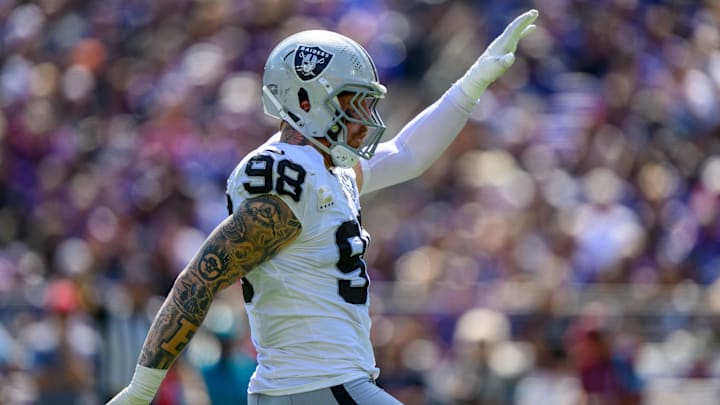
[226,141,378,395]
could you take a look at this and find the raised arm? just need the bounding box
[107,194,301,404]
[357,9,538,194]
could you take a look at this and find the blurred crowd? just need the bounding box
[2,0,720,403]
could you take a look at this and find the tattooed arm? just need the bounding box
[107,194,301,405]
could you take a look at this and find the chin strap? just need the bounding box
[262,86,306,133]
[330,144,359,168]
[263,85,358,168]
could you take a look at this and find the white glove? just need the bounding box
[458,9,539,100]
[106,365,168,405]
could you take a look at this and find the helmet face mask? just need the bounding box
[325,86,385,158]
[262,30,386,168]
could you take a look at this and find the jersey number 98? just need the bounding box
[243,154,306,202]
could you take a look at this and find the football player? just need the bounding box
[108,9,538,405]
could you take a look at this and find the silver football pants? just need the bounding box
[248,377,403,405]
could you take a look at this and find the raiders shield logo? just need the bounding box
[294,45,333,81]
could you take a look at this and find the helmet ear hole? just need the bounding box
[298,88,310,112]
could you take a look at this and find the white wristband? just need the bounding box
[126,364,168,402]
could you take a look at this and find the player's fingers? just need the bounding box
[519,25,537,40]
[495,9,539,53]
[498,53,515,68]
[502,9,539,39]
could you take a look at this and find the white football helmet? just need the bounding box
[262,30,386,168]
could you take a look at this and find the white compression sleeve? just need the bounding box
[360,83,477,195]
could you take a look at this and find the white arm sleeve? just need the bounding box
[360,83,477,195]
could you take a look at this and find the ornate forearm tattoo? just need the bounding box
[138,194,302,369]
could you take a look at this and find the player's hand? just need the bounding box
[106,387,149,405]
[458,9,538,100]
[106,364,167,404]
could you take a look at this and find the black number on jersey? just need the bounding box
[243,155,273,194]
[239,220,369,304]
[335,220,369,304]
[241,277,254,303]
[276,160,305,202]
[242,154,306,202]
